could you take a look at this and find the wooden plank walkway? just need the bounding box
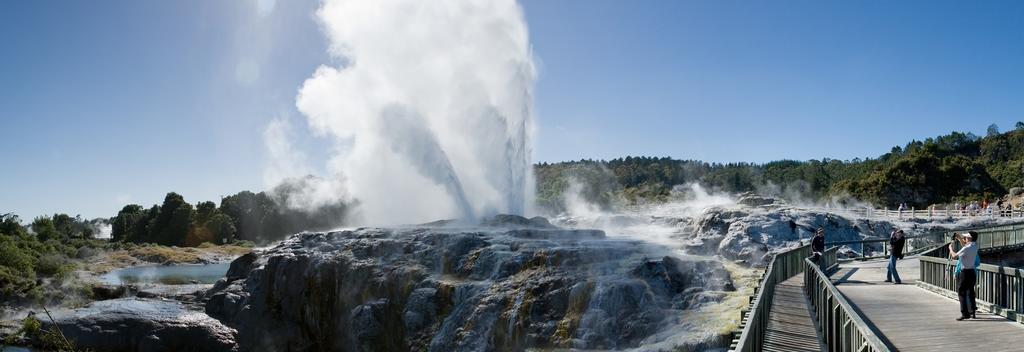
[763,273,823,352]
[834,257,1024,351]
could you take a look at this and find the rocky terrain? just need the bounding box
[557,193,1020,267]
[684,205,902,265]
[203,216,737,351]
[39,298,238,352]
[684,195,1024,265]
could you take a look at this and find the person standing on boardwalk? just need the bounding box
[950,231,980,320]
[885,229,906,284]
[810,227,826,264]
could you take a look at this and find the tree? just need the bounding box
[195,201,217,224]
[184,201,237,246]
[987,124,1000,137]
[147,192,195,246]
[0,214,25,237]
[31,217,58,242]
[207,213,237,244]
[112,205,146,242]
[49,213,92,239]
[1016,121,1024,131]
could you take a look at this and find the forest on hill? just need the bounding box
[536,122,1024,212]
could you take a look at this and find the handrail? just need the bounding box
[944,224,1024,252]
[825,231,946,261]
[804,257,892,352]
[825,231,940,246]
[730,244,812,352]
[809,206,1024,220]
[821,246,839,274]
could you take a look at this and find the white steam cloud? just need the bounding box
[94,223,112,240]
[263,117,312,184]
[263,116,350,211]
[292,0,536,225]
[556,183,738,247]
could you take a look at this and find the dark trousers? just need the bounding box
[957,269,978,317]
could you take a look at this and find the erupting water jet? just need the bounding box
[293,0,536,225]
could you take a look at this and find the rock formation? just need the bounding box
[41,298,237,352]
[204,215,735,351]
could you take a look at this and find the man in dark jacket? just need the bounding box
[885,229,906,284]
[811,227,826,264]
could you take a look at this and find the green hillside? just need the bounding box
[535,123,1024,211]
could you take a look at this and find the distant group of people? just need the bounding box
[809,227,982,321]
[893,199,1024,218]
[947,199,1020,217]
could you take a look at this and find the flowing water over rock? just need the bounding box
[204,216,735,351]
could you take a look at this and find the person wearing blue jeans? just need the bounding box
[885,229,906,284]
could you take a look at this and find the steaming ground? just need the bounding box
[543,184,1023,350]
[543,185,754,350]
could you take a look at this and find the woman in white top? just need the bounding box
[950,232,979,320]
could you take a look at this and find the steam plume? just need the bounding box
[294,0,536,225]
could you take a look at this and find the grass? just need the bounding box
[127,246,205,264]
[86,243,252,274]
[199,244,253,257]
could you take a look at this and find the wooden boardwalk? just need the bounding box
[833,257,1024,351]
[763,273,823,352]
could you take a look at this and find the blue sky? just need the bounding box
[2,0,1022,219]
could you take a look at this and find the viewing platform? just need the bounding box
[835,258,1024,351]
[731,224,1024,352]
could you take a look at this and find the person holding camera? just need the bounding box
[950,231,980,320]
[884,229,906,284]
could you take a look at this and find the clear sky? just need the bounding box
[2,0,1022,219]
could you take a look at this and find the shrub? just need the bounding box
[0,265,37,297]
[35,254,69,277]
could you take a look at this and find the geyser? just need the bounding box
[295,0,536,225]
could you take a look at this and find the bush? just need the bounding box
[0,265,37,297]
[35,254,70,277]
[0,237,36,274]
[21,316,41,337]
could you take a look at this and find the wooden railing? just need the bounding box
[821,246,839,273]
[733,223,1024,352]
[730,244,812,352]
[804,257,891,352]
[825,231,946,260]
[811,207,1024,220]
[918,224,1024,323]
[969,224,1024,251]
